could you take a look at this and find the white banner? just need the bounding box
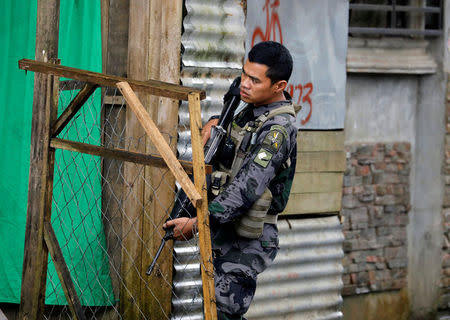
[246,0,348,129]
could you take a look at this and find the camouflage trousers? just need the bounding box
[212,223,279,318]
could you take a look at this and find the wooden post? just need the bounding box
[19,1,60,318]
[122,1,184,317]
[141,1,182,317]
[119,1,150,317]
[188,92,218,320]
[101,0,129,305]
[43,222,86,320]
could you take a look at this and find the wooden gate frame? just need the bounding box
[18,59,217,320]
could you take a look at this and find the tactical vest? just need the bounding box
[211,102,296,239]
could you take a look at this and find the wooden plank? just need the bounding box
[51,83,98,137]
[283,192,343,215]
[117,81,202,207]
[188,92,217,320]
[100,0,109,75]
[104,0,129,76]
[141,0,182,317]
[59,80,86,91]
[298,130,345,152]
[296,151,346,172]
[19,59,206,101]
[20,59,59,320]
[43,222,86,320]
[101,0,129,303]
[120,6,149,316]
[140,0,166,315]
[19,3,61,316]
[50,138,210,175]
[0,308,7,320]
[291,172,344,194]
[103,95,125,105]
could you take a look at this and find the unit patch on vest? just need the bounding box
[262,127,285,153]
[253,147,273,168]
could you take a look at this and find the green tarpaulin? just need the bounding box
[0,0,115,306]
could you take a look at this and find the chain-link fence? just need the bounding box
[20,60,215,320]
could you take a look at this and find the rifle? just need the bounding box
[146,77,242,275]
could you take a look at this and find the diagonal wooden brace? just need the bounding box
[116,81,202,208]
[44,222,86,320]
[51,83,98,137]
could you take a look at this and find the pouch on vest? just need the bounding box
[211,171,230,196]
[235,188,273,239]
[230,103,296,239]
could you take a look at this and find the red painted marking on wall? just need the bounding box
[251,0,283,47]
[301,82,313,125]
[251,1,314,126]
[288,82,314,125]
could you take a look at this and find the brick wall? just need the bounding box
[341,142,411,295]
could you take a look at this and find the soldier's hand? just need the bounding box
[163,217,197,240]
[202,118,219,146]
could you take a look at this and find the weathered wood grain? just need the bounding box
[117,81,202,208]
[50,138,210,175]
[51,83,98,137]
[188,92,217,320]
[44,222,86,320]
[19,59,205,101]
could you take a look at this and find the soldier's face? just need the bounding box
[240,60,284,106]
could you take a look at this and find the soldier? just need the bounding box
[164,41,298,320]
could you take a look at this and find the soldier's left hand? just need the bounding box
[163,217,197,240]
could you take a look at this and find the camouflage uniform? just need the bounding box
[208,99,298,319]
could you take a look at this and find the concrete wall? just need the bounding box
[344,36,447,318]
[407,65,446,319]
[345,75,418,145]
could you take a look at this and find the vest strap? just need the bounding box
[264,214,278,225]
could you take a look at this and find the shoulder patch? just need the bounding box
[253,147,273,168]
[262,127,286,152]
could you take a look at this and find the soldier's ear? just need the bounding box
[273,80,287,94]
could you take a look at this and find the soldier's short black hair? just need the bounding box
[248,41,293,84]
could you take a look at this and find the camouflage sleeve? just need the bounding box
[208,117,293,226]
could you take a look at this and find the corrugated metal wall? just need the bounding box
[172,1,246,318]
[174,1,344,319]
[172,217,344,320]
[246,217,344,320]
[178,0,245,160]
[172,239,203,320]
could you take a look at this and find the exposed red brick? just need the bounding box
[368,270,377,285]
[341,142,411,296]
[374,162,387,170]
[350,273,357,284]
[356,165,370,176]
